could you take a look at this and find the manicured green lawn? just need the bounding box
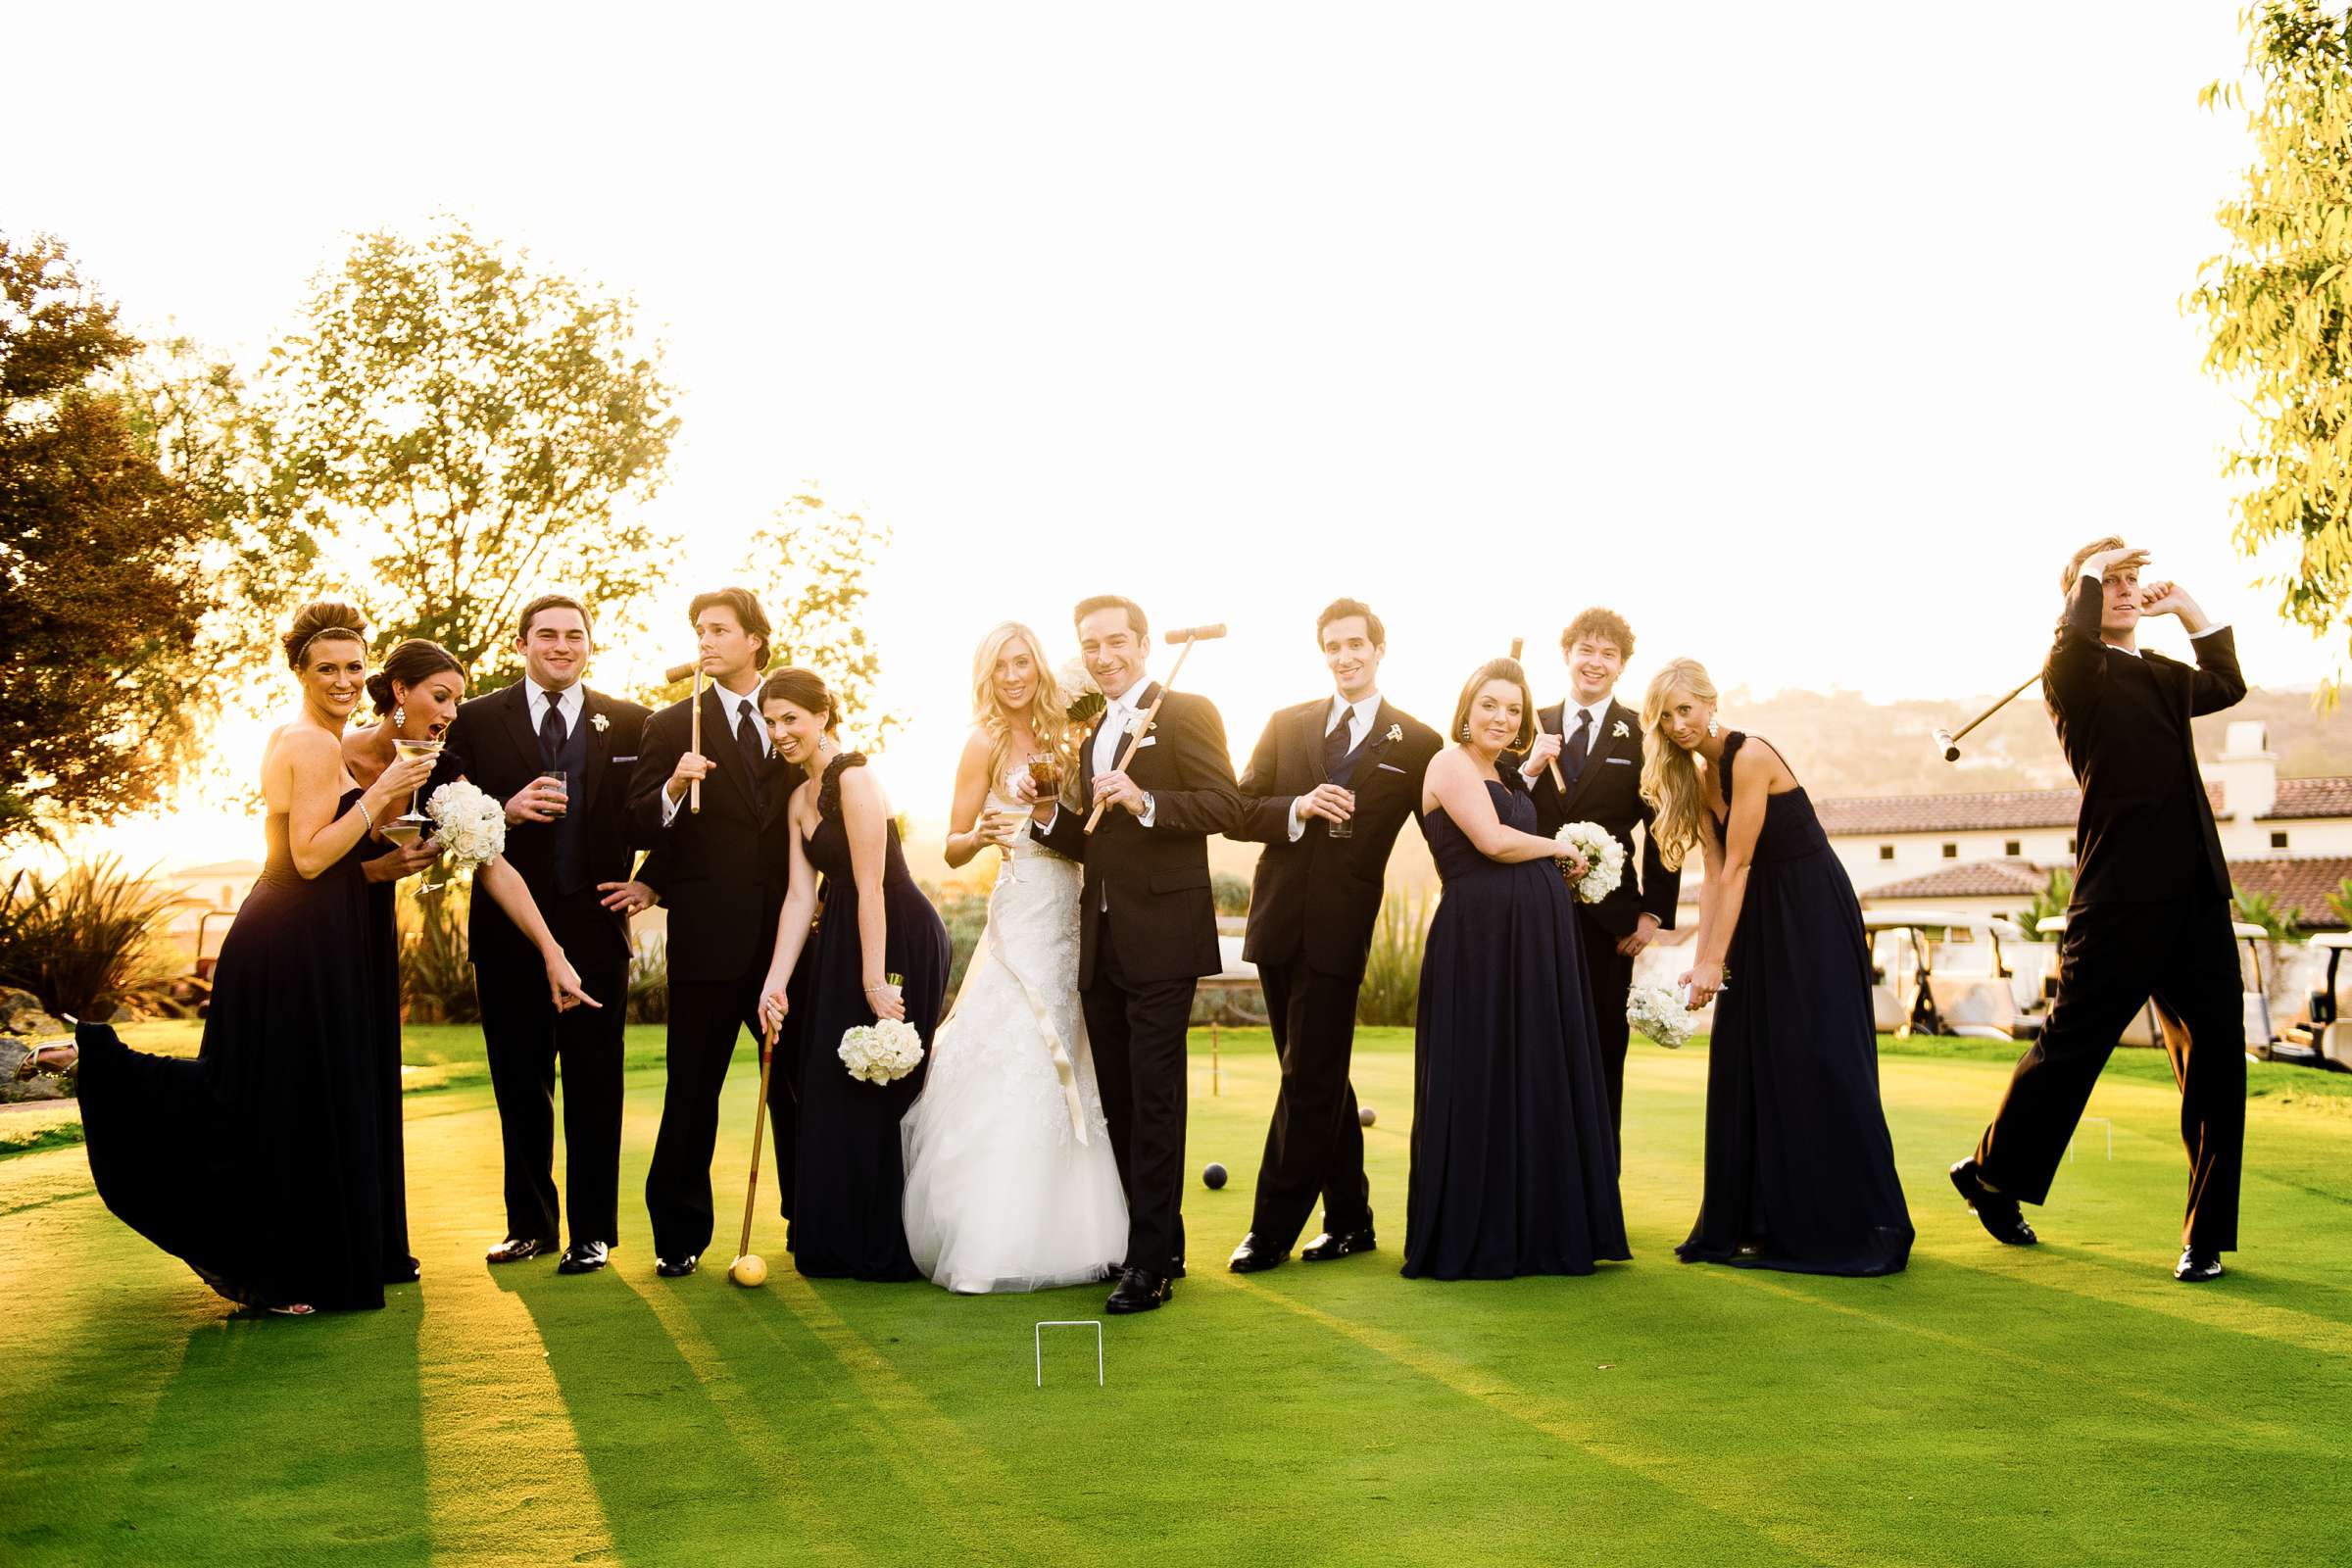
[2,1027,2347,1566]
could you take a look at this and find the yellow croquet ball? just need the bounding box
[728,1253,769,1288]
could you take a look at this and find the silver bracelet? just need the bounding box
[358,798,375,833]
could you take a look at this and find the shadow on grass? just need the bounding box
[125,1297,432,1564]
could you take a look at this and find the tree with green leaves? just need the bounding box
[259,219,682,682]
[2193,3,2352,691]
[2024,867,2075,939]
[2231,885,2305,944]
[0,235,216,842]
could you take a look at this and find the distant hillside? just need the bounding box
[1722,683,2352,800]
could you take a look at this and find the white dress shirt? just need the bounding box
[1039,683,1157,833]
[525,677,584,745]
[661,679,766,825]
[1287,690,1383,841]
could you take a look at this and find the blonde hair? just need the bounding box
[1639,657,1720,872]
[970,621,1073,801]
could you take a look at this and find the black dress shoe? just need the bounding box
[655,1253,699,1278]
[1105,1267,1172,1314]
[557,1242,610,1275]
[1301,1227,1377,1262]
[2174,1247,2224,1283]
[385,1254,421,1284]
[1227,1234,1287,1273]
[1948,1160,2037,1246]
[486,1237,556,1265]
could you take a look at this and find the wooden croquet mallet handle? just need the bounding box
[1506,636,1568,797]
[736,1021,781,1263]
[690,668,705,814]
[1083,638,1200,836]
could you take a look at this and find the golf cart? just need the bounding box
[1864,910,2046,1041]
[2278,931,2352,1071]
[2034,914,2278,1053]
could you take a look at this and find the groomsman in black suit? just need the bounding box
[1224,600,1441,1273]
[1025,596,1242,1313]
[1520,608,1680,1157]
[448,595,656,1274]
[627,588,795,1278]
[1951,539,2247,1283]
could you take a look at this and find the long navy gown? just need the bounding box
[787,754,952,1281]
[1403,767,1629,1279]
[1678,732,1913,1277]
[78,788,398,1311]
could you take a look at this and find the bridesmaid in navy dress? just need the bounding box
[757,667,952,1282]
[1403,657,1630,1280]
[76,602,437,1314]
[1641,658,1912,1277]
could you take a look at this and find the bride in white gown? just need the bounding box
[901,622,1127,1293]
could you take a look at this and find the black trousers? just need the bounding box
[477,915,629,1248]
[646,971,783,1261]
[1579,906,1635,1165]
[1082,934,1196,1277]
[1976,898,2245,1251]
[1248,958,1370,1250]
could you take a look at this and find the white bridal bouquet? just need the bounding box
[1626,984,1694,1050]
[1553,821,1625,904]
[840,978,925,1084]
[422,780,506,890]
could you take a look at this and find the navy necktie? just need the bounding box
[736,705,770,804]
[1324,709,1352,773]
[1564,709,1592,782]
[538,698,566,770]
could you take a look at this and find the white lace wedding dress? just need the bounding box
[900,788,1127,1293]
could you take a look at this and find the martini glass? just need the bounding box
[386,736,444,845]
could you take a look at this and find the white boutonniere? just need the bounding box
[591,712,611,733]
[1127,711,1153,739]
[1385,723,1403,745]
[1612,719,1630,739]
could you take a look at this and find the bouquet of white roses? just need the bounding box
[421,780,506,891]
[1626,983,1694,1050]
[1057,657,1105,731]
[840,973,925,1084]
[1553,821,1625,904]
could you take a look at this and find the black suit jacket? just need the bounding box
[444,682,652,967]
[2047,577,2244,906]
[627,685,797,985]
[1031,683,1243,988]
[1525,697,1680,937]
[1230,696,1443,981]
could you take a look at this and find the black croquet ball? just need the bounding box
[1202,1161,1228,1190]
[1359,1105,1377,1127]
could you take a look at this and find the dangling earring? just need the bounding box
[1706,716,1720,740]
[393,704,407,730]
[1459,721,1471,741]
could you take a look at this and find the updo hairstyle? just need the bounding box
[760,666,841,732]
[366,639,466,714]
[281,599,369,670]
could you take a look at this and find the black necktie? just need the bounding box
[538,698,566,769]
[1324,709,1352,773]
[1564,709,1592,782]
[736,705,770,804]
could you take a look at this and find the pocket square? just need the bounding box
[612,755,639,764]
[1376,761,1407,773]
[1134,735,1157,749]
[1604,757,1634,766]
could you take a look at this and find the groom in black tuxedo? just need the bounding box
[1226,599,1441,1273]
[627,588,796,1278]
[1951,538,2247,1283]
[1520,608,1679,1157]
[447,594,655,1274]
[1026,595,1241,1313]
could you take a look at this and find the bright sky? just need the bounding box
[13,2,2326,867]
